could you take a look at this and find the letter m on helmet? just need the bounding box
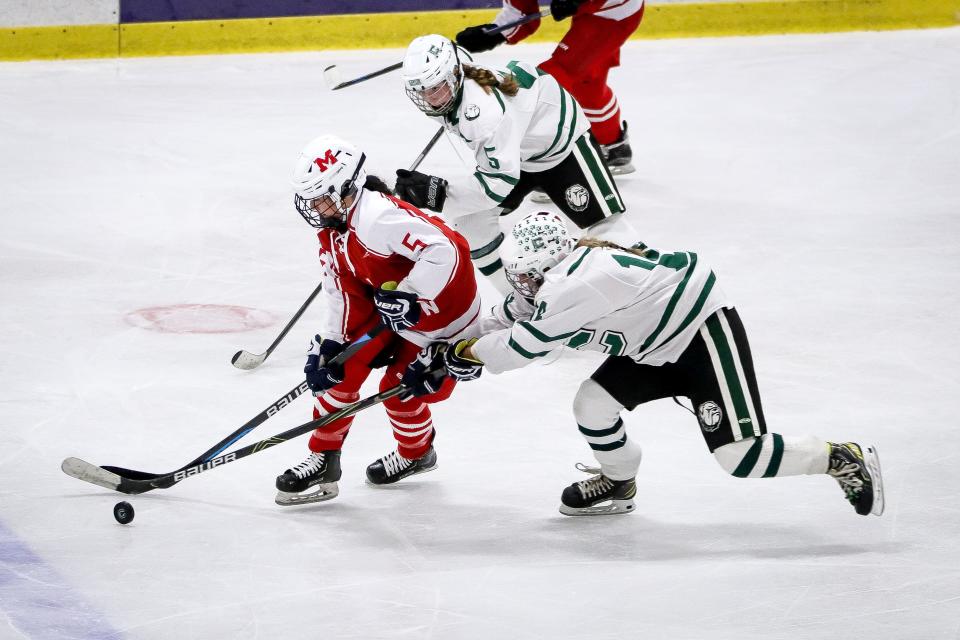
[313,149,339,172]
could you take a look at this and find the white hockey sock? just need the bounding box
[582,420,642,481]
[713,434,829,478]
[573,378,638,480]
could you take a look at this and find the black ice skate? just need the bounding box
[366,446,438,485]
[559,463,636,516]
[600,122,635,175]
[827,442,884,516]
[274,450,342,506]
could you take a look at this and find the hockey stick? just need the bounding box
[323,10,550,91]
[61,322,387,492]
[231,281,324,370]
[61,381,415,495]
[409,126,445,172]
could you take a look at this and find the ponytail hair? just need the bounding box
[576,237,653,258]
[463,64,520,97]
[364,174,393,196]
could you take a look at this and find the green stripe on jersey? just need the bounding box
[501,294,516,322]
[528,88,567,162]
[518,321,576,343]
[551,87,579,159]
[566,247,592,275]
[506,61,536,88]
[649,270,716,355]
[473,172,507,203]
[476,168,518,185]
[508,336,549,359]
[638,253,697,355]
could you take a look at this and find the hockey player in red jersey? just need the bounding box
[456,0,643,173]
[274,134,481,506]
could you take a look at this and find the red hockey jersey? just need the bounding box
[315,188,481,348]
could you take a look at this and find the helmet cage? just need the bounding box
[505,267,545,300]
[405,65,461,117]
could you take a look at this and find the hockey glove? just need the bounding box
[394,169,448,213]
[443,338,483,381]
[304,336,346,394]
[401,343,450,398]
[550,0,586,21]
[373,287,421,332]
[456,25,507,53]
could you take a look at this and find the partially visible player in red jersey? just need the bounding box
[456,0,642,174]
[274,134,481,506]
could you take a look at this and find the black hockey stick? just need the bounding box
[323,10,549,91]
[61,322,387,489]
[231,281,324,370]
[410,126,445,172]
[61,381,415,495]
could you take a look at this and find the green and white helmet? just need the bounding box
[501,212,576,298]
[400,34,463,117]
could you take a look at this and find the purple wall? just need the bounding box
[120,0,501,23]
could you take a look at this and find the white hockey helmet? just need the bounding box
[501,212,577,298]
[292,134,366,230]
[400,34,463,117]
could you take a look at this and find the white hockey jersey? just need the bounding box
[472,243,731,373]
[433,59,591,212]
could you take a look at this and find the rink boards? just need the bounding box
[1,0,959,61]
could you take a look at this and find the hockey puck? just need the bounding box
[113,501,135,525]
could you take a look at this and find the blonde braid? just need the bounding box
[463,64,520,97]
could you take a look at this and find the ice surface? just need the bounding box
[1,28,959,640]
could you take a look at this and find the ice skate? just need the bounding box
[366,446,438,485]
[559,463,636,516]
[600,122,634,175]
[827,442,884,516]
[275,450,342,506]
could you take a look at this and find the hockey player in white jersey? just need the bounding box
[404,211,885,518]
[393,34,629,295]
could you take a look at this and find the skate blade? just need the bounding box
[863,445,885,516]
[275,482,339,506]
[365,462,438,486]
[609,163,635,175]
[559,498,635,517]
[529,192,552,204]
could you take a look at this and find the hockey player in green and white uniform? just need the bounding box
[401,211,885,517]
[393,34,631,295]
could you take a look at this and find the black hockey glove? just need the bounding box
[304,336,346,394]
[401,343,450,398]
[456,24,507,53]
[394,169,448,213]
[373,287,421,332]
[550,0,586,21]
[443,338,483,381]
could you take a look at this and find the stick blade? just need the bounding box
[231,350,266,370]
[61,457,122,492]
[323,65,344,90]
